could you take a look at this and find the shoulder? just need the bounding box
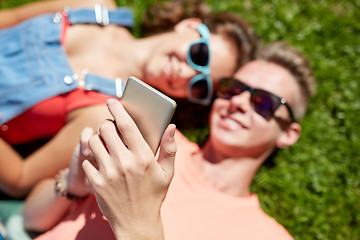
[174,130,197,148]
[174,129,200,158]
[256,214,294,240]
[248,195,294,240]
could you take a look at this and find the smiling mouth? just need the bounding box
[220,114,248,129]
[224,117,240,128]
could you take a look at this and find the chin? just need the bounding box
[164,87,186,98]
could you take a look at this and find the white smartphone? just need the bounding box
[120,76,177,154]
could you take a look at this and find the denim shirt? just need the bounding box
[0,6,133,124]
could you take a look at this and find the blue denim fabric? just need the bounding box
[0,7,133,124]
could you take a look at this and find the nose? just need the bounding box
[183,61,198,78]
[180,61,198,85]
[168,60,197,90]
[228,90,252,114]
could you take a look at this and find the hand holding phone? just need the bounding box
[84,99,177,240]
[120,76,177,154]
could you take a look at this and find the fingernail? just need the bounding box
[170,125,176,140]
[107,98,116,105]
[83,127,93,136]
[82,148,91,156]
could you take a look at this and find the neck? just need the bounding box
[107,30,142,79]
[192,141,268,197]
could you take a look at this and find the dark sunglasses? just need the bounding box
[217,78,296,122]
[186,24,212,105]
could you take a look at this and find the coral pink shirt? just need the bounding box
[35,130,294,240]
[161,131,294,240]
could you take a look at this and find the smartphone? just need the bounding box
[120,76,177,154]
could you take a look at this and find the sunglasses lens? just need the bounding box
[190,43,209,67]
[190,78,209,100]
[251,90,279,117]
[219,79,246,99]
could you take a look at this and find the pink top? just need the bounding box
[36,130,294,240]
[0,89,109,145]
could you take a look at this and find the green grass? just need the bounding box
[1,0,359,239]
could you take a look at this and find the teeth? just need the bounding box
[164,62,170,74]
[224,118,239,128]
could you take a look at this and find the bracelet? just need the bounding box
[55,169,89,202]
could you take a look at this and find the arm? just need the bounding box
[83,99,176,240]
[0,104,111,198]
[0,0,117,29]
[23,128,94,232]
[22,178,74,232]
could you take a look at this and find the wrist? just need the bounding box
[55,169,89,202]
[111,214,164,240]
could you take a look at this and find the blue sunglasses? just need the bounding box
[186,24,213,105]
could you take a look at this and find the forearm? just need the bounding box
[0,138,28,197]
[23,178,75,232]
[0,0,117,29]
[0,105,111,197]
[23,123,99,232]
[0,0,67,29]
[0,137,71,198]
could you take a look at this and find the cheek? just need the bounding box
[251,120,282,145]
[209,99,227,124]
[209,39,238,83]
[211,55,236,76]
[143,58,161,80]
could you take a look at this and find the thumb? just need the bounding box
[82,159,99,188]
[157,124,177,179]
[80,127,94,157]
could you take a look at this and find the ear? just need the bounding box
[174,18,202,32]
[276,122,301,149]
